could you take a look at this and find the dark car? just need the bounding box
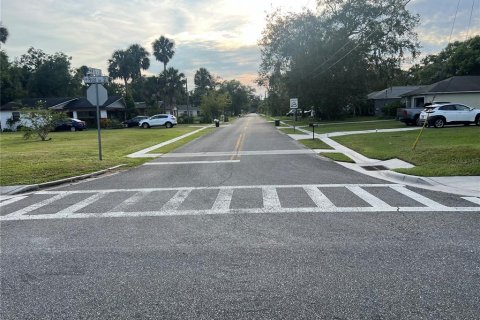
[54,118,87,131]
[122,116,148,128]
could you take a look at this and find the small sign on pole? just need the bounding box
[84,72,109,161]
[290,98,298,109]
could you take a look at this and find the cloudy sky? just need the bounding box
[1,0,479,95]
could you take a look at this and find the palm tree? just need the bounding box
[152,36,175,73]
[127,44,150,80]
[162,67,185,109]
[107,44,150,93]
[152,36,175,112]
[194,67,214,94]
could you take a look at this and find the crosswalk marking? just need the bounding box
[463,197,480,205]
[56,193,107,217]
[389,185,448,209]
[162,189,192,211]
[345,186,393,209]
[5,193,70,218]
[0,196,28,207]
[1,184,479,221]
[212,189,234,211]
[262,187,281,209]
[303,186,336,210]
[109,191,149,213]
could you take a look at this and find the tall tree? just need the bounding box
[192,67,215,107]
[152,36,175,111]
[107,44,150,94]
[258,0,420,118]
[152,36,175,73]
[0,23,8,46]
[162,67,186,107]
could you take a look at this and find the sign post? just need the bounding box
[84,73,109,161]
[290,98,298,133]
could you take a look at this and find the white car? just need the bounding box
[418,103,480,128]
[138,114,177,128]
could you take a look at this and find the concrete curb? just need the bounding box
[2,165,126,196]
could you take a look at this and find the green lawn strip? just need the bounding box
[297,138,333,149]
[148,127,216,153]
[320,152,355,163]
[279,128,308,135]
[333,126,480,176]
[303,120,405,133]
[0,125,205,185]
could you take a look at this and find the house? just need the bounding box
[401,76,480,108]
[0,96,125,130]
[367,86,422,115]
[165,105,200,118]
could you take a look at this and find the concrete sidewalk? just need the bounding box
[282,122,480,197]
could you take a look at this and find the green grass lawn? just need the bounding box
[304,120,405,133]
[333,126,480,176]
[0,125,210,185]
[297,139,333,149]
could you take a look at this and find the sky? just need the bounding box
[1,0,479,96]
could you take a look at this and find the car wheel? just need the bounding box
[475,115,480,126]
[433,118,445,128]
[142,123,150,129]
[165,122,173,128]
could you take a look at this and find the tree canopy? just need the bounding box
[258,0,420,118]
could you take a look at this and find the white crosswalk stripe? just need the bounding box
[1,184,479,221]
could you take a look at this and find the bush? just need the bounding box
[107,119,124,129]
[381,101,404,117]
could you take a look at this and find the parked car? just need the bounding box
[138,114,177,128]
[418,103,480,128]
[122,116,148,127]
[54,118,87,131]
[396,102,450,126]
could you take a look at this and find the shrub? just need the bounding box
[381,101,404,117]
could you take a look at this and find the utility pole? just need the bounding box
[186,78,190,124]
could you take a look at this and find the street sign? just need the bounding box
[87,84,108,106]
[290,98,298,109]
[83,76,109,84]
[87,67,102,76]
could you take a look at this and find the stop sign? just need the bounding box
[87,84,108,106]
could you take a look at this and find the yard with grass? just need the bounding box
[333,126,480,176]
[0,125,212,185]
[297,139,332,149]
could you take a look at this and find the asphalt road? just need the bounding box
[1,114,479,319]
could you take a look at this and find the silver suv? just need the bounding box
[138,114,177,128]
[419,103,480,128]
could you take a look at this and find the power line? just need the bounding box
[466,0,476,40]
[300,0,412,81]
[448,0,461,44]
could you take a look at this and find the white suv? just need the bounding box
[138,114,177,128]
[419,103,480,128]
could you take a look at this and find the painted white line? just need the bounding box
[462,197,480,205]
[127,126,212,158]
[212,189,234,211]
[162,189,192,211]
[389,185,448,209]
[35,184,401,195]
[0,196,28,207]
[5,193,70,218]
[345,186,394,209]
[2,206,480,221]
[303,186,336,210]
[161,149,316,158]
[263,187,281,209]
[108,191,149,213]
[55,193,107,217]
[144,160,240,165]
